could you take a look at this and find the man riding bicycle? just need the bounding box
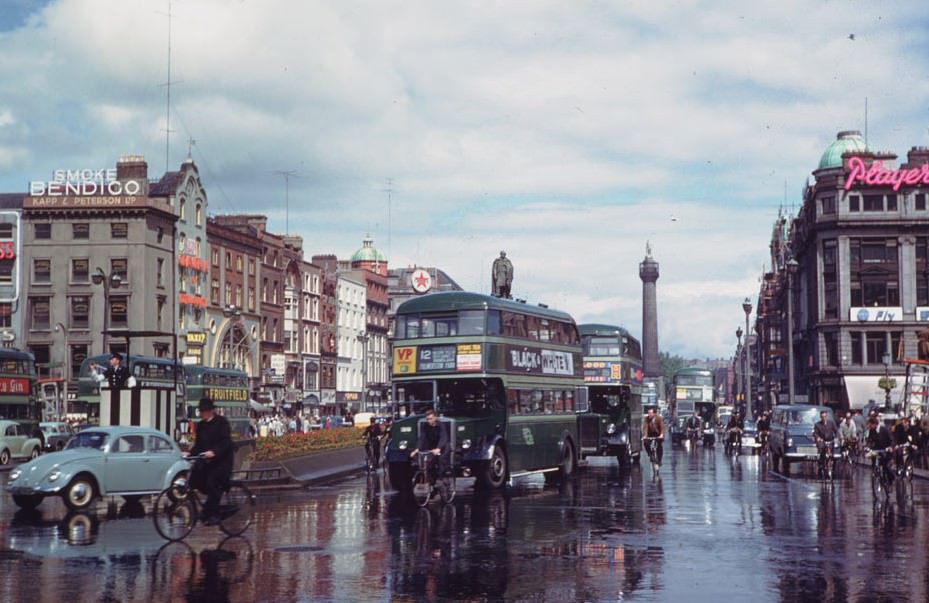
[839,412,858,458]
[187,397,233,526]
[726,411,744,452]
[409,409,450,482]
[865,415,894,473]
[756,411,771,451]
[813,410,838,456]
[685,409,702,442]
[642,408,665,469]
[362,416,384,469]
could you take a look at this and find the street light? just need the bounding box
[54,322,68,419]
[357,333,369,413]
[92,267,121,353]
[880,352,894,412]
[742,297,753,418]
[735,326,743,407]
[786,258,799,405]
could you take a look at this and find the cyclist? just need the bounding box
[685,409,702,443]
[839,412,859,459]
[642,407,665,469]
[813,410,838,463]
[726,411,744,453]
[892,416,916,471]
[187,397,233,526]
[409,409,449,482]
[756,411,771,452]
[865,415,894,474]
[362,416,384,469]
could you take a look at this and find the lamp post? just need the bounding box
[92,267,121,353]
[743,297,753,419]
[881,352,894,412]
[54,322,68,419]
[735,326,743,408]
[357,332,369,413]
[786,259,799,405]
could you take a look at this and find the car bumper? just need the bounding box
[6,483,62,496]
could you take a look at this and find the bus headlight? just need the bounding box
[606,423,616,435]
[461,439,472,450]
[398,441,408,450]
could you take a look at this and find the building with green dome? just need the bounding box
[350,235,388,276]
[748,130,929,421]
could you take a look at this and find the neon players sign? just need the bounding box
[844,156,929,192]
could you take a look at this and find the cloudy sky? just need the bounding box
[2,1,928,358]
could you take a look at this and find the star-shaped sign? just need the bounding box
[411,269,432,293]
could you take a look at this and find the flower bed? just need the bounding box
[251,428,362,462]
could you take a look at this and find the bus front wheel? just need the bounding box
[478,444,508,489]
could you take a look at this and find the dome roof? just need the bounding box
[350,235,387,263]
[817,130,868,170]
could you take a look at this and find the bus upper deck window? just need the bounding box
[486,311,501,336]
[458,311,484,336]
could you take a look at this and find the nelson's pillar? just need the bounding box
[639,243,660,379]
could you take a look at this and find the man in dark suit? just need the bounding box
[188,397,233,525]
[89,352,130,390]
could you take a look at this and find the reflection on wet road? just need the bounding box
[3,445,929,601]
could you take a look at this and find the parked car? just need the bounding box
[39,421,75,451]
[0,420,43,466]
[768,404,837,474]
[5,426,189,511]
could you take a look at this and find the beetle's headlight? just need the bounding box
[9,469,21,481]
[462,439,472,450]
[47,470,62,482]
[606,423,616,435]
[398,441,408,450]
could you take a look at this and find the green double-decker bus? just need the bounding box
[0,349,39,420]
[384,291,586,490]
[673,367,717,445]
[575,324,644,466]
[183,366,252,438]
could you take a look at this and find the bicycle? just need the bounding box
[411,451,455,507]
[758,430,769,457]
[895,443,916,482]
[816,438,837,480]
[867,448,895,498]
[152,455,256,542]
[364,436,381,473]
[725,429,742,457]
[642,437,662,476]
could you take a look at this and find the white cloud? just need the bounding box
[1,0,927,356]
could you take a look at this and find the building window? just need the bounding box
[863,194,884,212]
[849,194,860,212]
[820,196,835,215]
[892,331,903,362]
[887,195,898,211]
[34,223,51,239]
[72,258,89,283]
[916,193,927,211]
[0,303,12,328]
[249,258,256,275]
[225,283,232,305]
[179,198,186,221]
[236,285,243,307]
[32,259,51,284]
[918,237,929,306]
[110,295,128,328]
[0,258,12,285]
[157,297,166,330]
[211,249,220,267]
[157,226,164,244]
[866,332,886,365]
[822,240,838,319]
[30,297,50,330]
[850,238,899,307]
[111,258,128,282]
[70,344,88,380]
[236,255,243,273]
[157,258,165,288]
[211,279,220,305]
[262,279,268,302]
[248,287,256,312]
[195,204,202,226]
[111,223,128,238]
[850,331,863,365]
[72,223,89,239]
[225,252,232,268]
[70,295,90,329]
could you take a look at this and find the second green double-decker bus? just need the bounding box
[576,324,644,466]
[673,367,717,446]
[384,292,587,490]
[183,366,252,438]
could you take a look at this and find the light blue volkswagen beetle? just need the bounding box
[5,426,189,511]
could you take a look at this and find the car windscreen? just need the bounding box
[65,431,109,450]
[786,408,823,426]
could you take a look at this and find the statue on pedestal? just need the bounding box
[492,251,513,299]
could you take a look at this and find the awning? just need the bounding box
[249,399,272,414]
[843,375,888,410]
[302,394,320,406]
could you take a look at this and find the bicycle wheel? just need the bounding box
[411,470,432,507]
[153,489,197,541]
[219,483,255,537]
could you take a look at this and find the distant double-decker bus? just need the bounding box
[576,324,644,465]
[673,367,716,441]
[0,349,38,420]
[384,291,587,489]
[184,366,252,438]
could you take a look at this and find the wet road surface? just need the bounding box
[2,444,929,602]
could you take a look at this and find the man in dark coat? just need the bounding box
[189,397,233,524]
[89,352,130,390]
